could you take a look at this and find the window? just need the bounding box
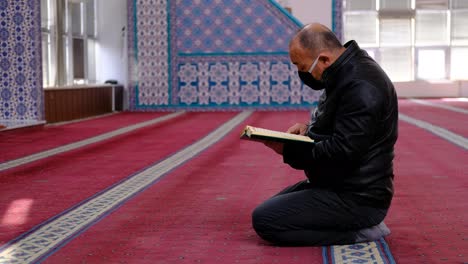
[342,0,468,81]
[380,0,412,10]
[40,0,97,87]
[417,49,446,79]
[451,48,468,80]
[344,13,378,47]
[415,10,448,46]
[41,0,52,87]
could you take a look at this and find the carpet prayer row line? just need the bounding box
[0,99,466,263]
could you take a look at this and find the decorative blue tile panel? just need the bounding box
[0,0,43,121]
[128,0,320,110]
[332,0,343,42]
[133,0,169,106]
[175,56,320,108]
[175,0,298,54]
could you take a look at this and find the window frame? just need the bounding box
[342,0,468,81]
[41,0,98,87]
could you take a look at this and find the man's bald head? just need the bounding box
[289,23,345,79]
[290,23,343,55]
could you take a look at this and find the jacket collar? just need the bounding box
[322,40,361,90]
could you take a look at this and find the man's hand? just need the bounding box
[264,141,284,155]
[286,123,308,135]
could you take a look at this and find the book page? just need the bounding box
[247,126,314,143]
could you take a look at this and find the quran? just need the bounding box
[240,125,314,144]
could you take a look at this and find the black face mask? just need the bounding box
[298,71,325,90]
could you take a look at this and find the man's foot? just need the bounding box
[354,222,391,243]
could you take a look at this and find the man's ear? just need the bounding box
[319,53,333,67]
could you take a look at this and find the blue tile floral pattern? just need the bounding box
[128,0,321,110]
[332,0,343,42]
[176,58,319,107]
[0,0,43,121]
[175,0,296,54]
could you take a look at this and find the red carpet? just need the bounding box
[0,112,170,163]
[399,99,468,137]
[0,112,238,245]
[42,111,326,264]
[386,120,468,263]
[1,102,467,263]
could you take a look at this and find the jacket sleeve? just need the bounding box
[282,141,314,170]
[282,81,380,168]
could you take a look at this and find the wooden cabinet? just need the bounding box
[44,85,123,123]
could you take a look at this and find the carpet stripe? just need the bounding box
[0,111,252,264]
[322,247,330,264]
[325,239,396,264]
[0,111,185,173]
[379,239,397,264]
[399,113,468,150]
[46,112,118,126]
[410,98,468,114]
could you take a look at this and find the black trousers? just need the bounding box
[252,180,387,246]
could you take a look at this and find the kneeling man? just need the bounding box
[252,23,398,246]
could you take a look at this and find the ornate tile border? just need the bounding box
[0,0,44,121]
[323,239,396,264]
[332,0,343,42]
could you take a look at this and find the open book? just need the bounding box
[240,125,314,144]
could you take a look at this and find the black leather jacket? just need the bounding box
[283,40,398,209]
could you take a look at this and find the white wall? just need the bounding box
[284,0,332,28]
[460,81,468,97]
[395,81,468,98]
[96,0,127,88]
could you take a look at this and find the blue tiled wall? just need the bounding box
[0,0,43,121]
[127,0,322,110]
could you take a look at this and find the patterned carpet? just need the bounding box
[399,99,468,137]
[387,99,467,264]
[0,112,171,163]
[0,112,239,245]
[0,99,466,263]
